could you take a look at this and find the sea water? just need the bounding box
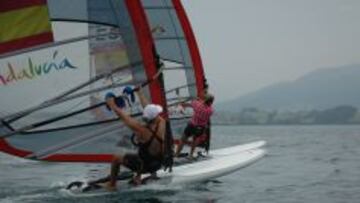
[0,125,359,203]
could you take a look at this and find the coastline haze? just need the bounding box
[183,0,360,102]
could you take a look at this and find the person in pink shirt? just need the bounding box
[175,93,214,158]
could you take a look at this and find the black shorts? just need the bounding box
[182,123,205,141]
[123,153,162,174]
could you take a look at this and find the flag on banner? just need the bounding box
[0,0,53,54]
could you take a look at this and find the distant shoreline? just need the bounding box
[212,123,360,126]
[212,105,360,126]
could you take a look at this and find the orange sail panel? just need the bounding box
[0,0,53,54]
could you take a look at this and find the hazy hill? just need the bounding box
[217,65,360,112]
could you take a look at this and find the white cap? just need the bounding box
[143,104,163,120]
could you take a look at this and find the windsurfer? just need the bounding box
[103,88,166,191]
[175,93,214,159]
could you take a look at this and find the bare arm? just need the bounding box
[156,118,166,140]
[134,67,163,108]
[135,87,149,108]
[107,98,150,140]
[181,100,195,109]
[156,118,166,153]
[181,102,192,108]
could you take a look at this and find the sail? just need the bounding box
[141,0,207,142]
[0,0,207,163]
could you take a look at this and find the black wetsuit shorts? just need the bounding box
[123,153,162,174]
[182,123,205,141]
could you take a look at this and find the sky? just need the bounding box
[182,0,360,102]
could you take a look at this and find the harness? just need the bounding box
[131,125,163,161]
[129,122,173,173]
[138,129,163,161]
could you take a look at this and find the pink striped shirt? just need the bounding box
[190,100,213,127]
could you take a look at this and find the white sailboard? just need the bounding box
[210,140,266,156]
[66,147,266,195]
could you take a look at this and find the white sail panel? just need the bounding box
[0,40,90,119]
[141,0,205,142]
[0,0,153,162]
[0,0,207,162]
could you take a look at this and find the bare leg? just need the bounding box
[133,173,142,185]
[175,139,186,157]
[104,155,123,191]
[189,137,197,158]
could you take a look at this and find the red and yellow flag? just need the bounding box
[0,0,53,55]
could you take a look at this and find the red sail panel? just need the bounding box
[0,138,31,157]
